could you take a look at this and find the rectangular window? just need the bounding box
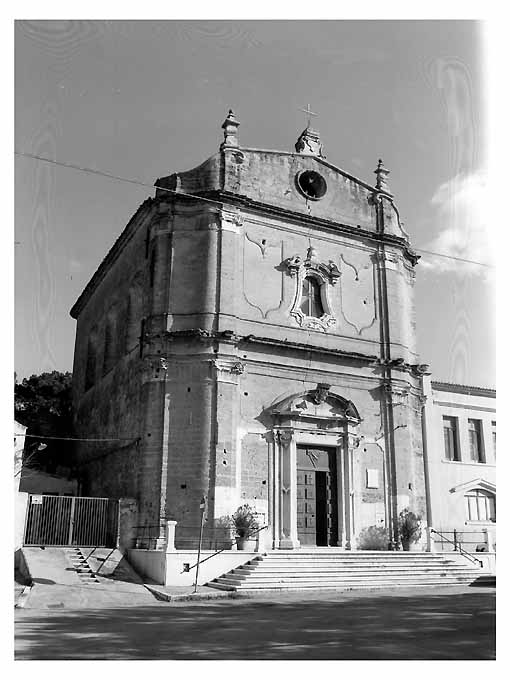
[492,421,496,459]
[465,489,496,522]
[488,495,496,521]
[300,277,324,318]
[443,416,459,461]
[468,419,484,463]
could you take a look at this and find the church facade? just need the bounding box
[70,111,432,551]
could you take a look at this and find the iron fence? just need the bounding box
[433,529,493,553]
[24,495,119,547]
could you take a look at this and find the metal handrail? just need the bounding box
[185,524,268,573]
[431,529,483,567]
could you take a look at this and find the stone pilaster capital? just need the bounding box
[382,381,410,405]
[372,249,401,269]
[211,358,245,375]
[219,207,243,232]
[277,429,295,446]
[211,358,245,384]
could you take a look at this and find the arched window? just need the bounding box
[300,276,324,318]
[465,488,496,522]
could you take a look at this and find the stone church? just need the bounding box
[70,111,429,551]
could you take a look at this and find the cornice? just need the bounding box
[431,381,496,399]
[161,328,378,363]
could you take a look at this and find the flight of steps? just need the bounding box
[207,550,488,592]
[66,547,100,585]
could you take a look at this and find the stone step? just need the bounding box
[254,551,460,562]
[207,550,485,593]
[239,559,469,568]
[222,569,481,582]
[239,563,473,572]
[259,551,451,557]
[229,568,480,579]
[210,574,479,588]
[208,578,479,592]
[209,572,482,588]
[255,554,460,561]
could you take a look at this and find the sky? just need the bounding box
[14,19,494,387]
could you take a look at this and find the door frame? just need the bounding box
[272,425,359,550]
[297,446,339,547]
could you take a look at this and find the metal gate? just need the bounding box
[23,495,119,547]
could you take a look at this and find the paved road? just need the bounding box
[15,586,495,660]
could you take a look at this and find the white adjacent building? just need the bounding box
[422,377,496,553]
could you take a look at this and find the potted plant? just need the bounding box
[231,504,259,550]
[357,525,390,551]
[398,508,422,551]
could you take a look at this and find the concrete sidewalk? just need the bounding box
[145,583,237,602]
[19,547,162,609]
[17,546,237,609]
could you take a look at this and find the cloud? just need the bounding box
[420,171,494,278]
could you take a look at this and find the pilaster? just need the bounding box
[277,429,300,549]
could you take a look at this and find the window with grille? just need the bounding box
[300,276,324,318]
[443,416,459,461]
[492,421,496,459]
[468,419,484,463]
[465,488,496,522]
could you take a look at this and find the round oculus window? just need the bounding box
[296,170,327,200]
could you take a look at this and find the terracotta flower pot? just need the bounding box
[236,537,257,551]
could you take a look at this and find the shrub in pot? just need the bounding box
[398,508,422,551]
[357,525,390,551]
[231,504,259,550]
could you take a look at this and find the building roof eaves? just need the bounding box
[431,381,496,398]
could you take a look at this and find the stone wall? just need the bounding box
[70,138,425,545]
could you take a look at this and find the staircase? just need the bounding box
[207,550,489,592]
[66,547,100,585]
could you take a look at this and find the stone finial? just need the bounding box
[374,158,390,192]
[221,109,240,150]
[295,127,325,158]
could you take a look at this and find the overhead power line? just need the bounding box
[14,433,140,442]
[14,151,224,208]
[413,248,493,269]
[15,151,494,269]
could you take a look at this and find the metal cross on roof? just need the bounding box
[299,103,318,128]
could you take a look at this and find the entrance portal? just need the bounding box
[297,446,338,546]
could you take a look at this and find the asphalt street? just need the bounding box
[15,585,495,660]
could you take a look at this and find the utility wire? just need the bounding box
[414,247,493,269]
[14,151,224,208]
[15,150,494,269]
[14,433,140,442]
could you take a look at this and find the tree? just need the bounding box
[15,371,73,474]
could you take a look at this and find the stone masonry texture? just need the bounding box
[70,127,426,548]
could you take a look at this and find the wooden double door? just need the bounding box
[297,446,339,546]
